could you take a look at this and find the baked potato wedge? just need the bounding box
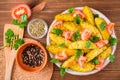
[46,45,76,56]
[55,13,74,21]
[70,62,95,72]
[86,46,107,62]
[82,6,95,25]
[68,40,97,49]
[95,18,110,40]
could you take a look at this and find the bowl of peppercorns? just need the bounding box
[16,41,47,72]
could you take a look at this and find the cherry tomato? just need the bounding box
[53,20,63,28]
[95,57,104,70]
[95,40,108,48]
[55,51,68,61]
[107,23,115,34]
[78,56,86,66]
[73,9,85,18]
[81,29,92,40]
[11,4,31,19]
[63,31,74,40]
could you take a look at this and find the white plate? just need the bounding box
[46,7,117,75]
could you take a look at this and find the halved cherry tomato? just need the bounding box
[95,57,104,70]
[78,56,86,66]
[63,31,74,40]
[55,51,68,61]
[12,4,31,19]
[107,23,115,34]
[53,20,63,28]
[81,29,92,40]
[95,40,108,48]
[73,9,85,18]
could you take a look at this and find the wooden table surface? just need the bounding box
[0,0,120,80]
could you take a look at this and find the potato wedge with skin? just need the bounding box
[95,18,110,40]
[86,46,107,62]
[82,6,95,25]
[62,56,76,68]
[46,45,76,56]
[49,33,72,47]
[80,22,102,39]
[70,62,95,72]
[99,46,112,60]
[63,22,82,32]
[68,40,97,49]
[55,13,74,22]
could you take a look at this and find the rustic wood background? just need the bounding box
[0,0,120,80]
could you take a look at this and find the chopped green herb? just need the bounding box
[75,49,83,58]
[90,36,100,43]
[58,43,65,48]
[19,23,27,28]
[91,57,99,65]
[72,30,80,41]
[94,14,99,18]
[109,36,118,46]
[12,19,19,25]
[5,38,11,43]
[85,41,91,49]
[5,29,14,37]
[60,66,67,77]
[100,22,106,31]
[20,14,28,23]
[74,14,83,24]
[50,58,59,63]
[53,28,62,36]
[68,7,74,13]
[13,39,24,50]
[109,54,115,62]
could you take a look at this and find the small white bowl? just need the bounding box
[27,18,48,39]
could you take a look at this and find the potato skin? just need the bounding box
[46,45,76,56]
[95,18,110,40]
[70,62,95,72]
[68,40,97,49]
[82,6,95,25]
[86,46,107,62]
[99,46,112,60]
[55,13,74,21]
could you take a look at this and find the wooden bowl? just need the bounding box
[16,42,47,72]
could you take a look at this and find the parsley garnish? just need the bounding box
[94,14,99,18]
[91,57,99,65]
[58,43,65,48]
[74,14,83,24]
[72,30,80,41]
[100,22,106,31]
[53,28,62,36]
[13,39,24,50]
[12,14,28,28]
[50,58,59,63]
[109,36,117,46]
[109,54,115,62]
[85,41,91,49]
[60,66,67,77]
[90,36,100,43]
[5,29,14,37]
[75,49,83,58]
[68,7,74,13]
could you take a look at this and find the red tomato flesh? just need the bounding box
[12,4,31,19]
[53,20,63,28]
[63,31,74,40]
[95,40,108,48]
[73,9,85,18]
[81,29,92,40]
[78,56,86,66]
[55,51,68,61]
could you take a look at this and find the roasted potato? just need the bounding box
[95,18,110,40]
[82,6,95,25]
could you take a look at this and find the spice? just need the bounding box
[22,44,44,67]
[29,20,45,37]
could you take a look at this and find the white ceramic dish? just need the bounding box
[46,7,117,75]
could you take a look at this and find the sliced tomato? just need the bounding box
[107,23,115,34]
[78,56,86,66]
[63,31,74,40]
[53,20,63,28]
[55,51,68,61]
[81,29,92,40]
[12,4,31,19]
[95,40,108,48]
[95,57,104,70]
[73,9,85,18]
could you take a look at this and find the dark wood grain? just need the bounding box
[0,0,120,80]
